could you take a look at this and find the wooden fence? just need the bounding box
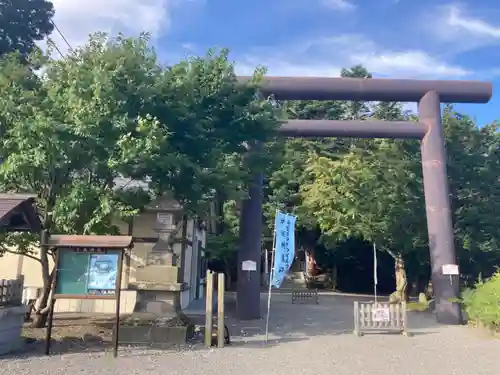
[292,288,319,304]
[353,301,411,336]
[0,277,24,307]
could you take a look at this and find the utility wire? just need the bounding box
[50,19,74,54]
[46,37,65,59]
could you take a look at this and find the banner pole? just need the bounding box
[265,209,279,343]
[373,243,378,304]
[264,247,269,285]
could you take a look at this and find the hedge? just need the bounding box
[460,271,500,330]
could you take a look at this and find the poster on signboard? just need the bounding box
[55,249,121,297]
[372,307,390,322]
[86,253,119,295]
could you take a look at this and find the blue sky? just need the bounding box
[51,0,500,125]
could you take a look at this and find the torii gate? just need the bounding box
[235,76,492,325]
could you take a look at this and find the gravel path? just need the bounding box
[2,293,499,375]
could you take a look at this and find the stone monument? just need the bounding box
[120,196,196,346]
[131,197,187,319]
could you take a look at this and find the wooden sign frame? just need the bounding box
[53,248,124,300]
[44,235,133,358]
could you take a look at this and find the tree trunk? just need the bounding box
[389,253,408,304]
[31,272,54,328]
[396,254,408,302]
[306,249,318,277]
[31,310,49,328]
[31,229,53,328]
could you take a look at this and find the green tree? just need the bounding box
[264,65,381,276]
[299,103,500,295]
[0,33,280,326]
[0,0,55,58]
[114,50,281,214]
[264,65,500,296]
[442,106,500,282]
[299,136,425,296]
[339,65,372,120]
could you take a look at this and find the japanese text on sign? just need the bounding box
[271,211,296,288]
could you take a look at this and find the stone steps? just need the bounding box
[280,271,307,289]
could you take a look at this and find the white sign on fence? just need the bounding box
[372,307,390,322]
[354,301,410,336]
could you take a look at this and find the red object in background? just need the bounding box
[307,256,319,276]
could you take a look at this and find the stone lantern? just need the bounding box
[132,196,187,318]
[148,211,180,266]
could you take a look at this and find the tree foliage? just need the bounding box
[461,271,500,329]
[272,100,500,289]
[264,66,500,291]
[0,0,55,58]
[442,107,500,279]
[264,66,386,248]
[0,33,281,325]
[1,17,499,311]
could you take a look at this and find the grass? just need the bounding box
[406,301,430,312]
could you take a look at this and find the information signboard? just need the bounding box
[45,235,132,359]
[54,248,121,298]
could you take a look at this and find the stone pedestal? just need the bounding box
[132,264,185,319]
[124,278,192,347]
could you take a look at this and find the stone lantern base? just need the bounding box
[122,280,193,346]
[131,262,187,318]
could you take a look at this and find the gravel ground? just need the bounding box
[2,293,499,375]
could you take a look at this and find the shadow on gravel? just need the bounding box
[220,293,440,345]
[0,335,110,360]
[118,336,311,358]
[2,293,441,360]
[1,314,118,360]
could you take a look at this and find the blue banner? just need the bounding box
[271,211,296,288]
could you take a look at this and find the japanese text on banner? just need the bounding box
[271,211,296,288]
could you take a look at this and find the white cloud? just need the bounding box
[350,50,469,78]
[181,43,197,51]
[47,0,190,54]
[235,34,469,79]
[445,5,500,38]
[423,4,500,55]
[320,0,357,11]
[236,35,365,76]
